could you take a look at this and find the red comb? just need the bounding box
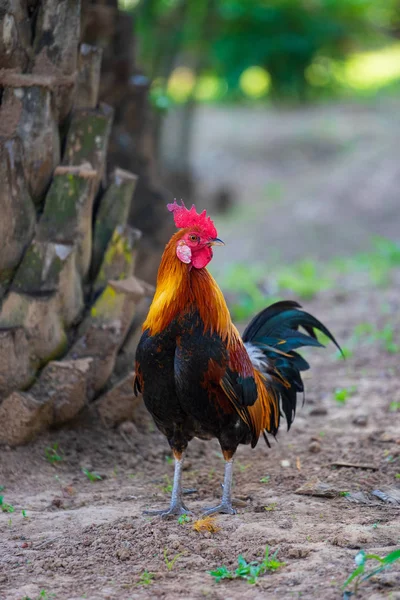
[167,200,217,238]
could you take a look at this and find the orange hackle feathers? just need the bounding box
[143,230,233,343]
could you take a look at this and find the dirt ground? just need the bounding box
[1,101,400,600]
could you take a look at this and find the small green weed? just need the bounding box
[220,264,278,321]
[374,324,399,354]
[160,474,173,494]
[334,386,357,404]
[340,236,400,288]
[44,443,63,465]
[343,548,400,596]
[389,401,400,412]
[165,455,174,465]
[276,259,332,300]
[164,548,183,571]
[237,462,250,473]
[22,590,56,600]
[264,503,277,511]
[137,570,154,586]
[353,322,399,354]
[0,495,15,513]
[336,345,352,359]
[22,509,28,518]
[353,322,374,337]
[81,468,102,482]
[260,475,270,484]
[208,467,216,481]
[209,546,284,584]
[178,514,191,524]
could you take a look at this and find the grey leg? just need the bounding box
[203,459,236,516]
[144,452,192,518]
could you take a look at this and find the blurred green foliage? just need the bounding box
[121,0,400,102]
[219,236,400,321]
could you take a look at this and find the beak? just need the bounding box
[210,237,225,247]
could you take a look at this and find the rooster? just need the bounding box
[134,201,340,517]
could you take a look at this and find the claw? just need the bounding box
[143,503,193,518]
[202,502,236,516]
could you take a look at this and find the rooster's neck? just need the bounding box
[143,234,233,341]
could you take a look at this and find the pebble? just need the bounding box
[287,547,310,559]
[116,548,131,561]
[279,519,293,530]
[352,415,368,427]
[309,441,321,453]
[309,407,328,416]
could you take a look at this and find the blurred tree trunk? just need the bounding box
[0,0,160,446]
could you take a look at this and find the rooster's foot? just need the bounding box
[202,501,236,516]
[143,502,192,519]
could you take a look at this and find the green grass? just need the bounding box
[220,236,400,321]
[276,259,333,300]
[236,461,250,472]
[333,236,400,286]
[219,264,279,321]
[0,495,15,513]
[353,322,399,353]
[137,571,154,586]
[334,386,357,404]
[22,591,56,600]
[178,514,191,524]
[209,546,284,584]
[44,443,63,465]
[159,474,173,494]
[259,475,270,484]
[343,549,400,596]
[164,548,183,571]
[81,468,102,482]
[335,345,353,360]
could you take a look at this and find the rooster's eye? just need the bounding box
[189,234,198,242]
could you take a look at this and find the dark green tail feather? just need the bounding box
[243,300,342,434]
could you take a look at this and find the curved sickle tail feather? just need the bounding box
[243,300,342,444]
